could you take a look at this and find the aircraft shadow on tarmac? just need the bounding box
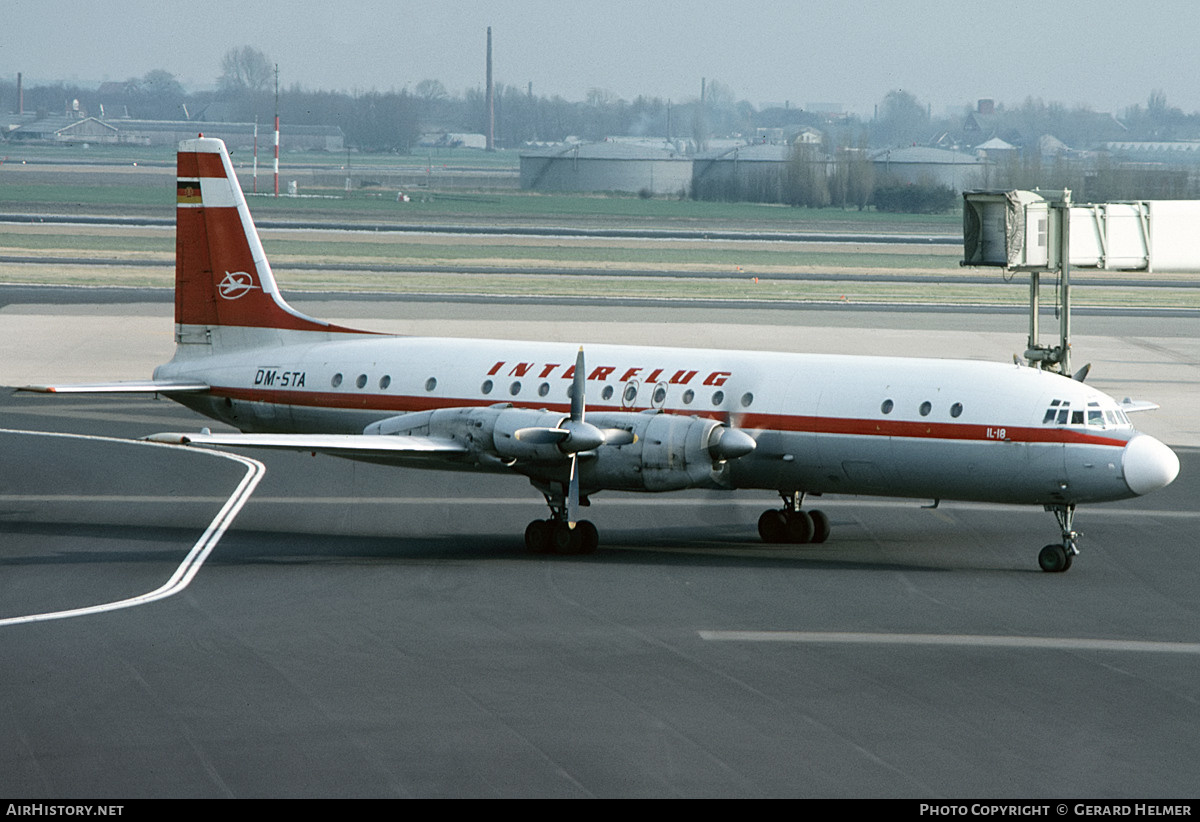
[0,515,966,575]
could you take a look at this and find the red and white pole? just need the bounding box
[273,64,280,197]
[273,114,279,197]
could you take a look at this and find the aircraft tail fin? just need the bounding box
[174,137,368,346]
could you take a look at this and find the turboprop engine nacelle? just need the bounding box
[584,410,756,491]
[365,406,755,491]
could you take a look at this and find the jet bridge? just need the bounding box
[962,190,1200,374]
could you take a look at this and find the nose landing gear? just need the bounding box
[1038,504,1078,573]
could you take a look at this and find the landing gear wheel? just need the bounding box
[546,520,600,555]
[758,509,788,543]
[1038,543,1071,573]
[550,521,577,555]
[784,510,814,544]
[575,520,599,555]
[524,519,553,554]
[809,509,831,544]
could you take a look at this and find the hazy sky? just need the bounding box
[6,0,1200,117]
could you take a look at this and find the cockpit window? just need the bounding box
[1044,399,1065,424]
[1045,399,1130,428]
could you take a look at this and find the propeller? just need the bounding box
[512,347,635,526]
[514,347,636,452]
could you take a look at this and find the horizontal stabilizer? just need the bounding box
[145,431,468,459]
[1119,398,1161,413]
[18,380,210,394]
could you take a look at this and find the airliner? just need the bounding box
[22,137,1180,571]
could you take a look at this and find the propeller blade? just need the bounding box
[599,428,637,446]
[514,427,570,445]
[570,346,586,422]
[1072,363,1092,382]
[567,454,580,526]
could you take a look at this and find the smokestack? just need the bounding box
[486,27,495,151]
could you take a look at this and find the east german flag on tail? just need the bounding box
[176,179,202,205]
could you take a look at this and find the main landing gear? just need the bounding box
[758,492,831,545]
[1038,504,1078,573]
[523,489,599,555]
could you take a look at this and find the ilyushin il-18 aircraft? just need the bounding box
[22,137,1180,571]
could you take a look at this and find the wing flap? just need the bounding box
[18,380,210,394]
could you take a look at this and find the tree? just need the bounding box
[415,79,448,106]
[219,46,273,93]
[874,89,929,147]
[786,142,830,208]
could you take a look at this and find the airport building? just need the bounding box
[869,145,991,190]
[520,141,693,196]
[2,113,345,151]
[691,142,802,203]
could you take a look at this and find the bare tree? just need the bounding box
[219,46,273,93]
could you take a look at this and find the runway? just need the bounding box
[1,299,1199,798]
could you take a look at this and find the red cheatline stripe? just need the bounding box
[207,386,1129,448]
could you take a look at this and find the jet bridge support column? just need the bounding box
[1024,195,1072,375]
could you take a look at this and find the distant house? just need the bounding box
[962,99,1002,141]
[974,136,1018,160]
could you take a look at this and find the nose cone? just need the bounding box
[1123,434,1180,496]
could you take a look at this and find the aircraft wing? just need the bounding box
[145,431,469,460]
[18,380,210,394]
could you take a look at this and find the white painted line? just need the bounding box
[698,631,1200,655]
[0,429,266,627]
